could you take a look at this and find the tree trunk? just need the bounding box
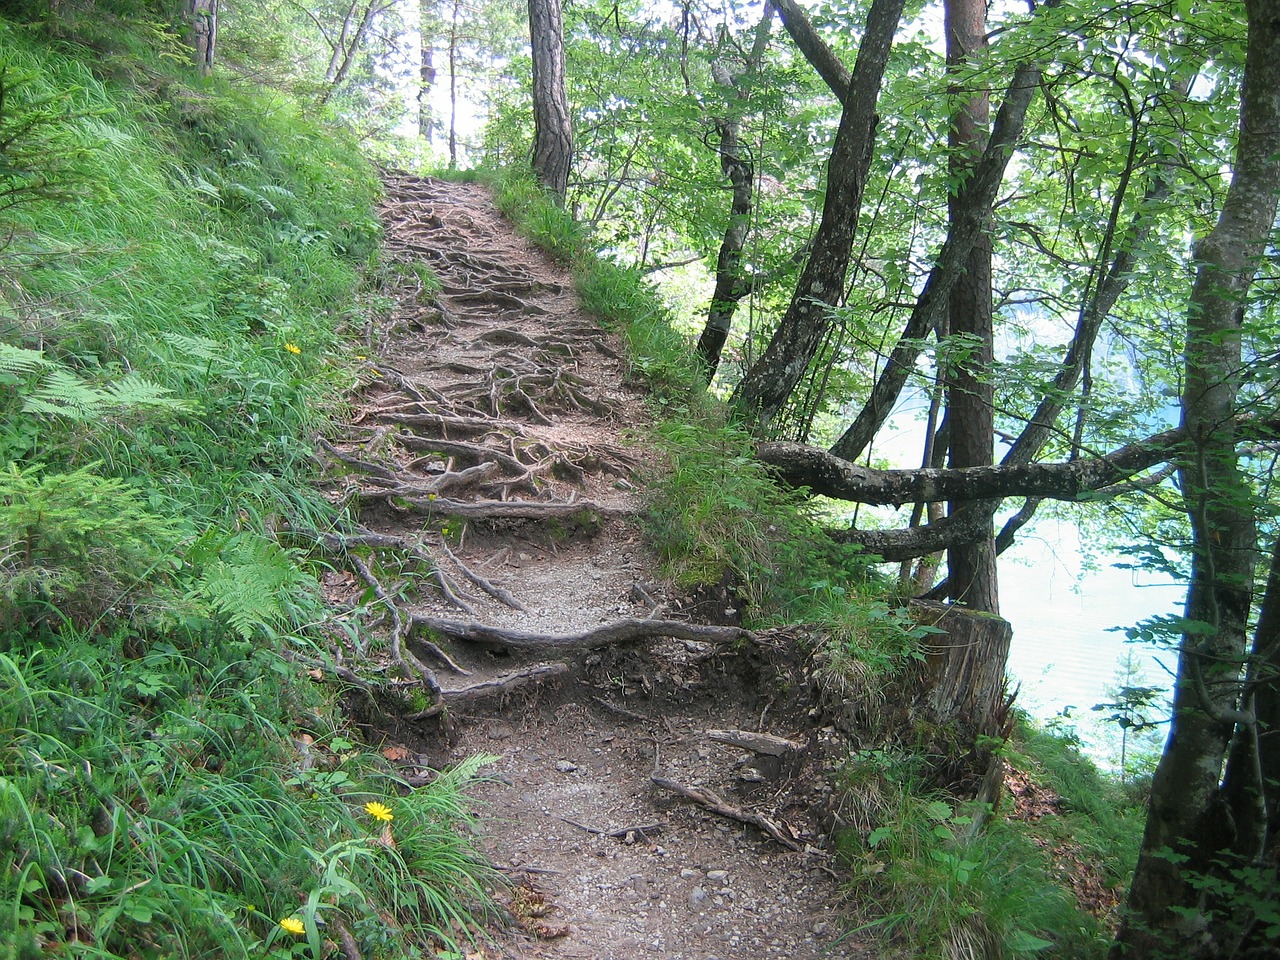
[1218,539,1280,955]
[187,0,217,75]
[448,0,460,168]
[419,0,439,142]
[528,0,572,202]
[1112,1,1280,955]
[942,0,997,614]
[696,117,754,379]
[730,0,905,430]
[827,55,1044,462]
[695,8,774,380]
[909,600,1014,790]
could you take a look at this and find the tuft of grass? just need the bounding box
[839,766,1110,960]
[0,634,498,959]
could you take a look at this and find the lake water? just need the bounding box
[998,520,1183,760]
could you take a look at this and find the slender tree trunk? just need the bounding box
[448,0,460,168]
[187,0,217,75]
[1218,540,1280,955]
[827,55,1045,461]
[419,0,439,142]
[942,0,997,613]
[696,8,774,380]
[730,0,905,430]
[1113,2,1280,954]
[528,0,572,201]
[697,116,754,378]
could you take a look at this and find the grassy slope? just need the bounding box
[0,17,493,960]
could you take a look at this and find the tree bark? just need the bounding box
[419,0,439,142]
[730,0,906,430]
[187,0,217,75]
[1113,1,1280,954]
[1217,538,1280,955]
[910,600,1014,788]
[942,0,997,613]
[771,0,850,100]
[758,427,1191,506]
[528,0,572,201]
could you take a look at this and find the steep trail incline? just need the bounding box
[324,173,872,960]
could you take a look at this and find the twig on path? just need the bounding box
[556,815,666,840]
[591,696,651,722]
[650,773,803,852]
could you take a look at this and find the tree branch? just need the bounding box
[771,0,850,100]
[761,426,1187,506]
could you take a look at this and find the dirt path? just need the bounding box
[325,172,874,960]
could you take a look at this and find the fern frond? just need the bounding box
[0,342,51,377]
[22,367,105,420]
[194,536,313,640]
[102,373,189,412]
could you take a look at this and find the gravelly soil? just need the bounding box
[337,172,878,960]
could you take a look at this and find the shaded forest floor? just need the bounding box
[318,173,876,959]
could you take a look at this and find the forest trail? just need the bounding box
[324,172,873,960]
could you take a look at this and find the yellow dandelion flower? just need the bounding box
[284,342,302,355]
[279,916,305,935]
[364,800,394,822]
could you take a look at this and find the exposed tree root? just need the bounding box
[348,553,442,697]
[433,662,572,706]
[409,616,755,651]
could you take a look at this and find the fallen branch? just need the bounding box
[705,729,804,757]
[556,815,666,840]
[650,774,802,851]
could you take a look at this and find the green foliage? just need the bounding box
[644,416,877,614]
[0,461,181,628]
[1004,717,1146,890]
[0,636,497,959]
[0,14,499,958]
[842,780,1100,960]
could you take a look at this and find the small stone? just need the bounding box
[707,869,729,883]
[554,759,578,773]
[812,920,831,935]
[689,886,707,907]
[679,868,699,879]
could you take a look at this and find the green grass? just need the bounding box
[0,633,497,959]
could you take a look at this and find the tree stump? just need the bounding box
[908,600,1015,795]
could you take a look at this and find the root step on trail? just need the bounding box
[324,172,874,960]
